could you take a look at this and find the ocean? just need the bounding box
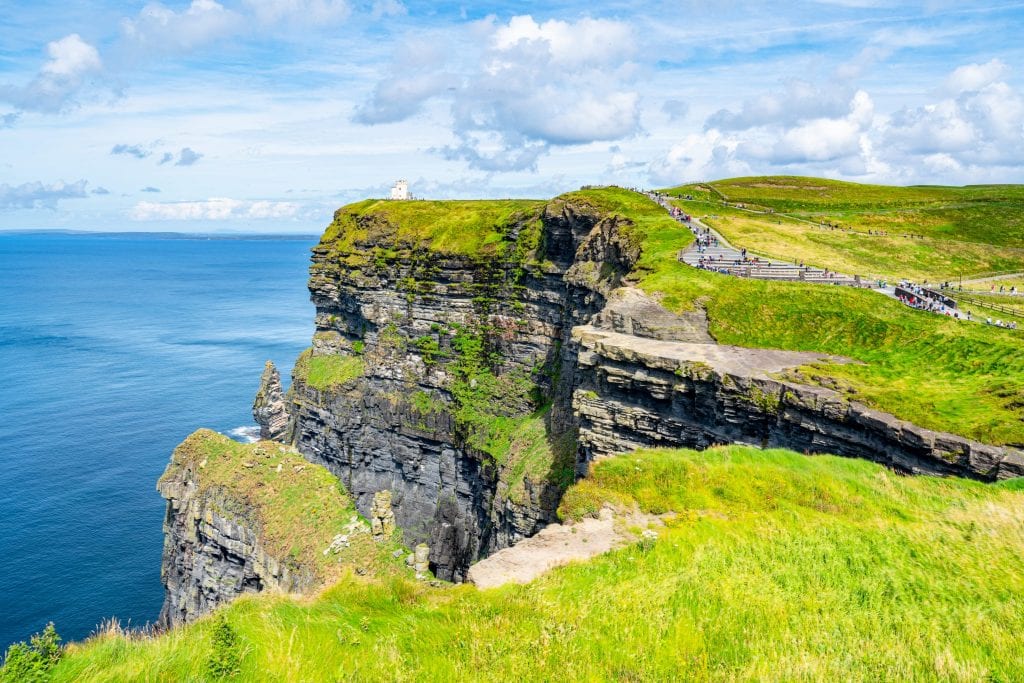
[0,232,316,652]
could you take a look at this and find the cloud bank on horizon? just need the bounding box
[0,0,1022,231]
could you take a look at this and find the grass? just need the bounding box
[668,176,1024,246]
[321,198,546,260]
[160,430,405,580]
[48,446,1024,681]
[670,198,1024,281]
[292,348,365,391]
[556,188,1024,445]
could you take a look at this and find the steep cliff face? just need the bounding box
[157,432,313,628]
[157,478,313,629]
[157,429,403,627]
[278,197,628,581]
[572,326,1024,481]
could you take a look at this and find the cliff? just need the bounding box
[248,188,1024,586]
[156,429,408,628]
[275,196,624,580]
[572,326,1024,480]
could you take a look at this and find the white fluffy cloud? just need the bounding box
[944,58,1007,94]
[0,179,89,209]
[42,34,102,77]
[886,64,1024,167]
[756,90,874,164]
[648,130,749,186]
[120,0,241,54]
[130,198,299,220]
[655,59,1024,186]
[490,16,633,66]
[356,15,641,171]
[0,34,102,112]
[706,80,851,132]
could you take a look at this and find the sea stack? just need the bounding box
[253,360,289,442]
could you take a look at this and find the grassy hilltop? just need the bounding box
[663,176,1024,281]
[46,447,1024,681]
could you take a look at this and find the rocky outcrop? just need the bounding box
[156,439,314,629]
[253,361,289,442]
[572,326,1024,481]
[369,490,396,543]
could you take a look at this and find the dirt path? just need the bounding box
[466,510,648,590]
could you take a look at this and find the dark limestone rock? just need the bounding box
[571,326,1024,482]
[253,361,290,442]
[156,453,314,629]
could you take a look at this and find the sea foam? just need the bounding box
[227,425,261,443]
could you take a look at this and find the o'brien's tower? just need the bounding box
[390,179,409,200]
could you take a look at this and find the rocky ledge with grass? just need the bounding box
[572,326,1024,480]
[247,186,1024,590]
[156,429,410,628]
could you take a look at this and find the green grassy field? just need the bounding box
[671,198,1024,281]
[565,187,1024,445]
[43,446,1024,681]
[662,177,1024,281]
[669,176,1024,246]
[321,198,546,259]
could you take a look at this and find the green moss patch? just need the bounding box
[293,348,365,391]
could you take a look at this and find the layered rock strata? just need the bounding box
[253,361,289,442]
[157,438,314,628]
[275,197,630,581]
[572,326,1024,481]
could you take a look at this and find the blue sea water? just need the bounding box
[0,233,316,652]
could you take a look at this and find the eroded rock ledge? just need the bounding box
[157,430,405,628]
[572,325,1024,481]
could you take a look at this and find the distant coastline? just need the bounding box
[0,229,320,241]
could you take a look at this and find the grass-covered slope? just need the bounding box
[162,430,407,581]
[553,187,1024,445]
[49,446,1024,681]
[663,176,1024,280]
[321,198,546,260]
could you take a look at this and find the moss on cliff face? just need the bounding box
[291,348,365,391]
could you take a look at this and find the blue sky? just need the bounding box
[1,0,1023,232]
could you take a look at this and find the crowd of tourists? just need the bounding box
[989,284,1020,295]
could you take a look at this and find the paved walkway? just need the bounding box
[644,191,982,324]
[648,192,864,287]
